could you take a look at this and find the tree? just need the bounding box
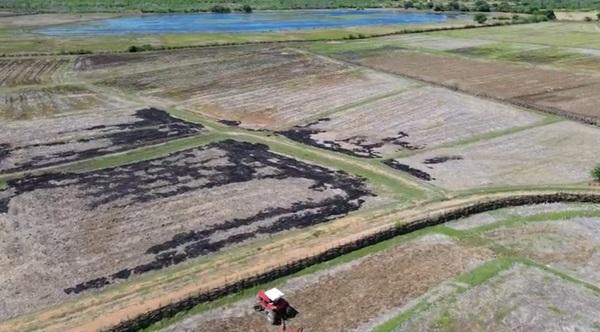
[593,165,600,182]
[597,12,600,20]
[241,4,252,13]
[211,5,231,13]
[474,13,488,23]
[447,0,460,11]
[403,0,414,9]
[474,0,490,12]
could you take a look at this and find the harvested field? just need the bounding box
[0,84,135,120]
[0,57,71,86]
[352,49,600,124]
[484,216,600,284]
[399,265,600,332]
[281,86,543,158]
[447,202,600,230]
[389,121,600,190]
[98,47,410,129]
[0,140,375,319]
[0,108,203,174]
[164,234,493,332]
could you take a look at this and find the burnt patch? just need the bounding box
[384,160,434,181]
[280,126,422,159]
[0,108,204,174]
[382,131,423,151]
[64,277,109,295]
[0,140,372,294]
[218,119,241,127]
[423,155,463,165]
[0,143,9,163]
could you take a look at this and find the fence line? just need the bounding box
[107,191,600,332]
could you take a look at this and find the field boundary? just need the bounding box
[107,191,600,332]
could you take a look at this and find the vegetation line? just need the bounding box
[0,21,526,58]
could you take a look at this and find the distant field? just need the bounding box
[307,23,600,125]
[389,121,600,190]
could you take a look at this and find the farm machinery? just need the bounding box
[254,288,301,330]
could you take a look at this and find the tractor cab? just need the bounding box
[255,288,292,324]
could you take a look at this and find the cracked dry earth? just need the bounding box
[0,140,376,320]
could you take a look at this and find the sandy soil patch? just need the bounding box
[389,121,600,190]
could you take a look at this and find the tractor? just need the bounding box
[254,288,295,325]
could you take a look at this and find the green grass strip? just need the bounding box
[64,133,226,173]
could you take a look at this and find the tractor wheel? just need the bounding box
[253,303,262,312]
[266,310,278,325]
[285,306,295,318]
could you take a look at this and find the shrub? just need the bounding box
[211,5,231,13]
[585,16,593,21]
[433,3,445,11]
[474,13,488,24]
[474,0,490,12]
[241,4,252,13]
[597,12,600,20]
[403,0,414,9]
[447,0,460,10]
[593,165,600,182]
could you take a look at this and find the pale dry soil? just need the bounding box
[399,265,600,332]
[162,234,493,332]
[391,121,600,190]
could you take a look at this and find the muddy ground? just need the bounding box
[0,140,377,320]
[0,107,202,173]
[281,86,542,158]
[389,121,600,189]
[164,234,493,332]
[400,265,600,332]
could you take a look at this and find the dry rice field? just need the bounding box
[93,47,411,130]
[281,86,544,158]
[389,121,600,190]
[0,108,203,174]
[0,58,71,86]
[0,84,135,120]
[0,140,377,320]
[352,49,600,124]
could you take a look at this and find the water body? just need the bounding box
[36,10,460,36]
